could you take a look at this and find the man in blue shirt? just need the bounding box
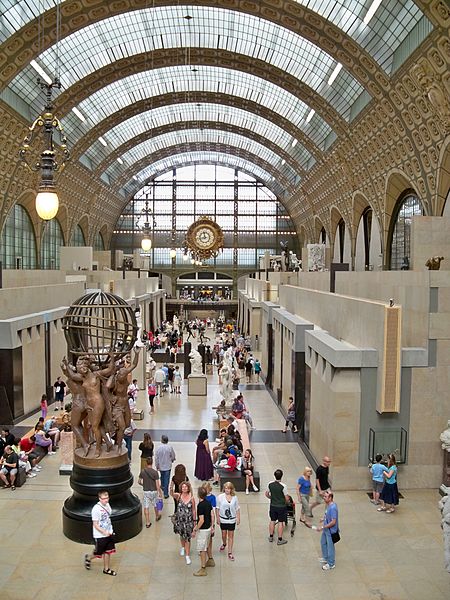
[318,491,339,570]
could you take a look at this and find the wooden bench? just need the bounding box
[217,419,260,492]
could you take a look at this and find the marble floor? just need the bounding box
[1,364,449,599]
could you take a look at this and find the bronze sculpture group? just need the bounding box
[61,348,140,458]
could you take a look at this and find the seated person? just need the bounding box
[0,445,18,489]
[212,429,228,463]
[20,436,43,472]
[34,425,56,455]
[43,417,61,451]
[231,396,245,419]
[212,448,237,486]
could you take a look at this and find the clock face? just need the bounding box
[195,226,215,249]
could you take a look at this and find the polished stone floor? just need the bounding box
[1,363,449,599]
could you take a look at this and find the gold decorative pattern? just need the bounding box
[185,216,224,260]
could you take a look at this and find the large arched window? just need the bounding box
[389,192,423,270]
[112,165,297,269]
[70,224,86,246]
[94,231,105,251]
[0,204,37,269]
[41,219,64,269]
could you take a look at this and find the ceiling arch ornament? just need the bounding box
[111,142,294,201]
[53,51,346,146]
[69,93,323,164]
[94,121,306,180]
[0,0,405,96]
[85,102,313,173]
[103,128,301,186]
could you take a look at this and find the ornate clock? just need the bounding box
[185,216,224,260]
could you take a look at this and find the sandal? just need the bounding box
[145,523,152,528]
[386,509,395,513]
[377,507,386,512]
[219,544,226,552]
[11,486,16,490]
[84,554,91,570]
[228,553,235,561]
[103,569,117,576]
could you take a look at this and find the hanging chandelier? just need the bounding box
[19,1,69,221]
[19,78,70,221]
[138,195,156,252]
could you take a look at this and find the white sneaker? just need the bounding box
[180,548,185,556]
[185,556,191,565]
[245,489,249,495]
[48,451,56,455]
[252,485,259,492]
[322,564,335,570]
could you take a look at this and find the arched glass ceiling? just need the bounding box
[9,6,364,120]
[103,129,299,185]
[0,1,431,74]
[63,66,332,150]
[85,103,314,171]
[122,151,284,199]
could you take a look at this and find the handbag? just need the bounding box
[331,530,340,544]
[155,498,163,512]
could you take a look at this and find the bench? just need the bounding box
[217,419,260,492]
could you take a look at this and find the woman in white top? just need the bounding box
[215,481,240,561]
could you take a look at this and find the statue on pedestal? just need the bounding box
[440,420,450,451]
[61,291,141,543]
[189,349,203,374]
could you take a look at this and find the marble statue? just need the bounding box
[134,308,145,348]
[173,314,179,333]
[438,494,450,573]
[426,256,444,270]
[189,349,203,374]
[440,420,450,451]
[307,243,326,271]
[219,362,233,402]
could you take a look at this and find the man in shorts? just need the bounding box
[310,456,332,513]
[0,445,18,489]
[84,490,117,576]
[138,457,162,527]
[265,469,290,545]
[192,486,215,576]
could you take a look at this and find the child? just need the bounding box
[370,454,388,505]
[173,366,182,394]
[204,482,217,510]
[147,380,157,414]
[40,394,48,419]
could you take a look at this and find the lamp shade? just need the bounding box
[36,190,59,220]
[183,253,189,261]
[141,236,152,251]
[169,249,177,259]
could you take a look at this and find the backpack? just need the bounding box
[148,383,157,396]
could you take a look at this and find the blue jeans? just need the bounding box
[320,528,335,567]
[160,469,171,497]
[124,436,132,460]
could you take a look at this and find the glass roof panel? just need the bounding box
[122,151,284,198]
[102,129,299,184]
[8,6,363,120]
[64,65,332,150]
[0,1,431,74]
[86,103,313,171]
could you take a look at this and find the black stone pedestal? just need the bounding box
[62,450,142,544]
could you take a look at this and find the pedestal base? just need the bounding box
[188,373,207,396]
[62,448,142,544]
